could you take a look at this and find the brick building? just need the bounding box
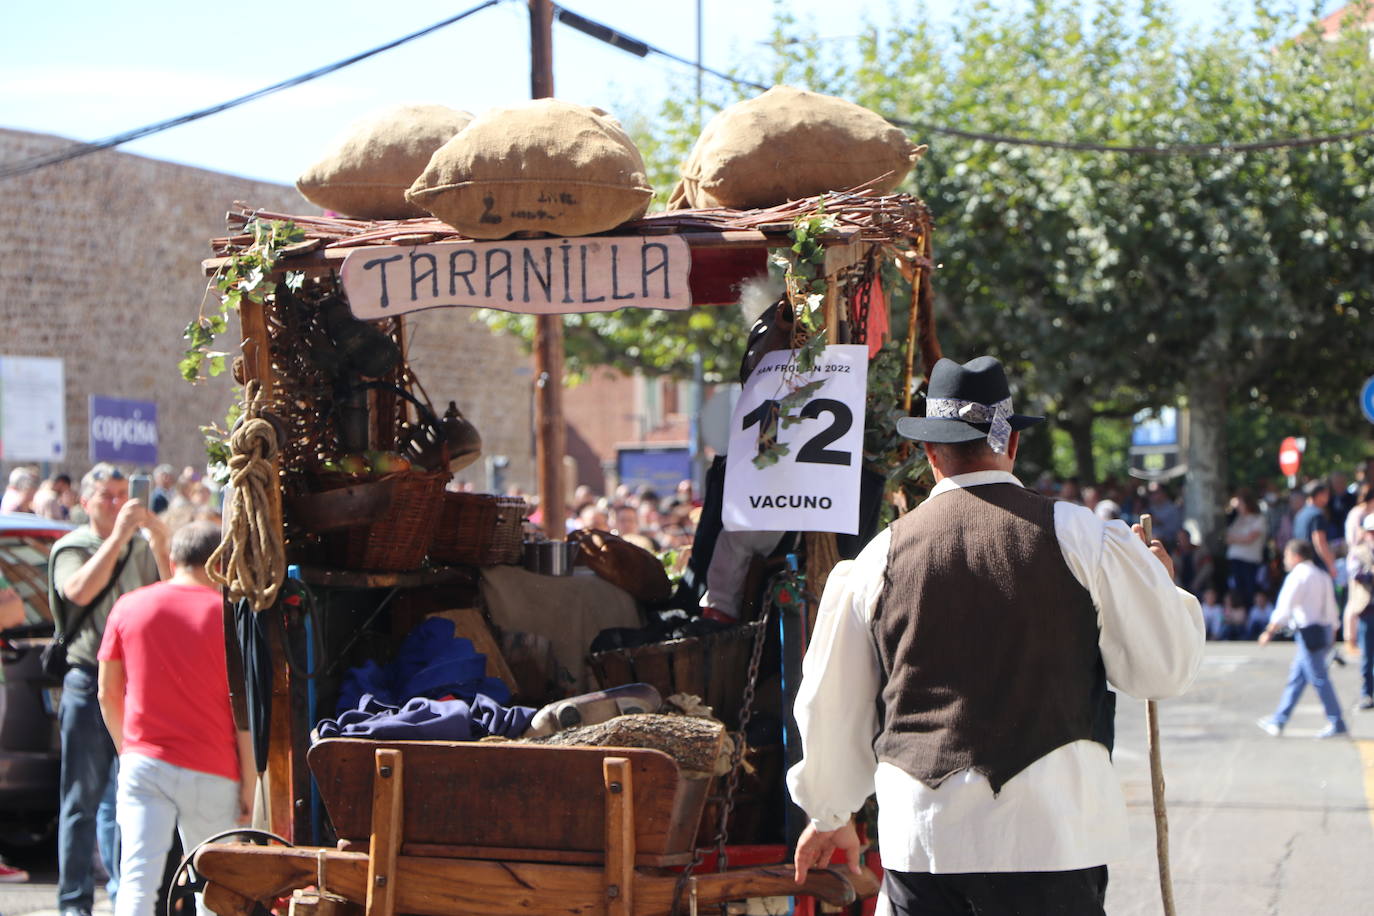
[0,127,534,491]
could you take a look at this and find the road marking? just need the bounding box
[1358,739,1374,837]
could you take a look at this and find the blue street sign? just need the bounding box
[1362,376,1374,425]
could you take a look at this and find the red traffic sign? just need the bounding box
[1278,436,1303,477]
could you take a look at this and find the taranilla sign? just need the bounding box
[723,345,868,535]
[340,236,692,319]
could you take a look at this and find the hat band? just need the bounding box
[927,396,1014,455]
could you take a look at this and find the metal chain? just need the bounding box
[714,602,773,874]
[670,602,775,916]
[847,254,878,347]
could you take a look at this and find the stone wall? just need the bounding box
[0,128,534,490]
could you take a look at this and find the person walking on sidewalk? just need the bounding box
[787,355,1205,916]
[97,521,255,916]
[1343,515,1374,711]
[1257,539,1348,738]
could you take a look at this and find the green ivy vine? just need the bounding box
[180,218,306,383]
[180,218,304,475]
[749,210,836,468]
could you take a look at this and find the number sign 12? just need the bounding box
[723,344,869,535]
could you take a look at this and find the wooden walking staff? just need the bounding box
[1139,513,1177,916]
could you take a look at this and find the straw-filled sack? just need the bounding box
[296,104,474,219]
[405,99,652,239]
[669,86,925,210]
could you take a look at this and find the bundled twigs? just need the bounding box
[208,380,287,612]
[212,186,935,257]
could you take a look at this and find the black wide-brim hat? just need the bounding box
[896,355,1044,444]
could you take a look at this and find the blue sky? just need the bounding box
[0,0,1335,186]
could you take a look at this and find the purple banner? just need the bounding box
[89,395,158,465]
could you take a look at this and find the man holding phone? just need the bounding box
[49,464,169,916]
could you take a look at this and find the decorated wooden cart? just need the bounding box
[188,182,940,916]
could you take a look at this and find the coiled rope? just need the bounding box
[209,380,286,611]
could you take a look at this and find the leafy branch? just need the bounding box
[180,218,306,383]
[751,211,836,468]
[771,210,836,374]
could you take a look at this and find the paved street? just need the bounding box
[1108,642,1372,914]
[2,643,1370,916]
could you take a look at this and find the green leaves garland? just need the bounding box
[180,217,304,476]
[180,218,305,383]
[750,211,836,468]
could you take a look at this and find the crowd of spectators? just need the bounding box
[561,480,701,561]
[1027,460,1374,643]
[13,455,1372,643]
[3,463,222,531]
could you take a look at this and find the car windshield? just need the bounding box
[0,536,57,625]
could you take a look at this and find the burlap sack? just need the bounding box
[405,99,652,239]
[670,85,925,210]
[296,104,473,219]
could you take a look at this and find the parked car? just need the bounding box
[0,511,75,845]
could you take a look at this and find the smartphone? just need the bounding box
[129,473,152,505]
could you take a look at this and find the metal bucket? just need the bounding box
[523,539,580,575]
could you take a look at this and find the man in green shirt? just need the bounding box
[49,464,168,916]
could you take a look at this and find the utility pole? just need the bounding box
[688,0,707,499]
[529,0,565,531]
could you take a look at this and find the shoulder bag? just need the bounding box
[40,545,132,682]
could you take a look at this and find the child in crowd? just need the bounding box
[1248,590,1275,640]
[1221,589,1249,640]
[1200,587,1225,640]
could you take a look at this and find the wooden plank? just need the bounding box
[822,275,841,344]
[822,239,865,276]
[628,647,674,699]
[335,840,693,868]
[668,639,706,700]
[308,740,704,859]
[265,614,294,840]
[603,758,635,916]
[194,845,877,916]
[203,881,254,916]
[365,750,403,916]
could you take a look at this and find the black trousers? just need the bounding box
[883,865,1108,916]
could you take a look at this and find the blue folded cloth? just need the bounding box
[316,692,534,741]
[336,616,511,712]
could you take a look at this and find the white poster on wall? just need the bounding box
[723,345,868,535]
[0,356,66,463]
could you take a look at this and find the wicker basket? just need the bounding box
[431,492,528,566]
[310,469,448,571]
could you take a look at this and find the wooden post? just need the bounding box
[237,294,294,839]
[530,0,566,532]
[365,750,404,916]
[603,757,635,916]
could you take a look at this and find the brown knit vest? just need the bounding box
[871,483,1111,794]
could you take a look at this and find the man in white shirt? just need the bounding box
[1257,538,1348,738]
[787,356,1205,916]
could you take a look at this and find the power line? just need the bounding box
[553,2,769,92]
[552,2,1374,157]
[0,0,503,181]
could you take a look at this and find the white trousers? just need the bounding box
[115,753,239,916]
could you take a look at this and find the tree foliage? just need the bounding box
[479,0,1374,538]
